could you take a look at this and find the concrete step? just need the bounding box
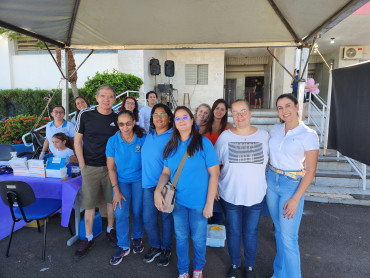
[319,149,339,156]
[245,123,321,134]
[306,185,370,206]
[250,117,281,125]
[316,159,352,172]
[312,170,370,188]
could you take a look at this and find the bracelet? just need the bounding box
[112,184,119,189]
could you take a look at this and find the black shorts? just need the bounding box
[255,91,262,99]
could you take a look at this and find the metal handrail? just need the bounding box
[307,92,326,143]
[21,90,141,147]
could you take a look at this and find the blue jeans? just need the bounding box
[114,181,143,249]
[209,200,223,225]
[220,197,265,267]
[143,187,174,250]
[266,168,304,278]
[172,203,208,274]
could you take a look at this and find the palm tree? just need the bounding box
[56,47,79,98]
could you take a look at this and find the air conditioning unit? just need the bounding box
[343,47,363,60]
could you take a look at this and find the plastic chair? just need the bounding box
[0,180,62,261]
[0,144,15,161]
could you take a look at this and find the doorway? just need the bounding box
[245,76,264,106]
[225,79,236,107]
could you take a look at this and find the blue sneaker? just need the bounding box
[109,247,130,266]
[132,238,144,254]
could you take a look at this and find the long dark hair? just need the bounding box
[276,93,299,123]
[149,103,174,134]
[117,110,145,138]
[204,99,228,135]
[74,96,90,119]
[164,106,203,158]
[52,132,74,151]
[118,96,139,122]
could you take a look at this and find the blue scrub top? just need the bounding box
[106,132,146,182]
[164,136,219,209]
[141,128,172,188]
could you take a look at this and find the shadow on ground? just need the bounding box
[0,202,369,278]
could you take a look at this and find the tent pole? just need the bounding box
[298,47,309,119]
[61,49,69,118]
[323,63,333,156]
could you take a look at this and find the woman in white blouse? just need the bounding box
[267,94,319,278]
[215,100,269,278]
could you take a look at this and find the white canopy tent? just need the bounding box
[0,0,368,116]
[0,0,367,49]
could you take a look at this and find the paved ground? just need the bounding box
[0,201,369,278]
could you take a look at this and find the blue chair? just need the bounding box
[0,181,62,261]
[0,144,15,161]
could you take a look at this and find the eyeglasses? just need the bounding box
[125,101,135,105]
[118,121,133,127]
[53,111,65,114]
[231,109,249,117]
[174,116,190,122]
[152,113,168,118]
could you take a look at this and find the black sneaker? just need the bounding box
[227,264,239,278]
[132,238,144,254]
[143,247,162,263]
[106,229,118,247]
[74,238,95,260]
[157,249,171,267]
[244,266,256,278]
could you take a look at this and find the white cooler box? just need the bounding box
[206,224,226,247]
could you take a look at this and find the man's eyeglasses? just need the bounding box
[152,113,168,118]
[125,101,135,105]
[53,111,65,114]
[231,109,249,117]
[174,116,190,122]
[118,121,133,127]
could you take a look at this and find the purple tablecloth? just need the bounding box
[0,174,82,240]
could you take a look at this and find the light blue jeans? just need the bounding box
[114,180,143,249]
[172,202,208,275]
[266,168,304,278]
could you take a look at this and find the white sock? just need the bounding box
[86,234,93,241]
[107,227,114,233]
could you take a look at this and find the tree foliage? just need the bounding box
[84,69,143,100]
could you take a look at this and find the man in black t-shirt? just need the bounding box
[74,84,119,260]
[253,78,264,109]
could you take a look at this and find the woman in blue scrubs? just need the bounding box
[154,106,220,278]
[106,110,146,266]
[141,103,174,266]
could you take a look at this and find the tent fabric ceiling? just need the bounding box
[0,0,367,49]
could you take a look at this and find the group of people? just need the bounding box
[40,84,319,278]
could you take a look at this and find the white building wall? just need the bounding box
[0,37,120,90]
[166,49,224,108]
[270,47,296,104]
[0,39,13,89]
[118,50,144,83]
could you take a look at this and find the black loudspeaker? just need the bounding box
[150,59,161,75]
[165,60,175,77]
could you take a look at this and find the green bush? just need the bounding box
[0,88,94,118]
[84,69,143,102]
